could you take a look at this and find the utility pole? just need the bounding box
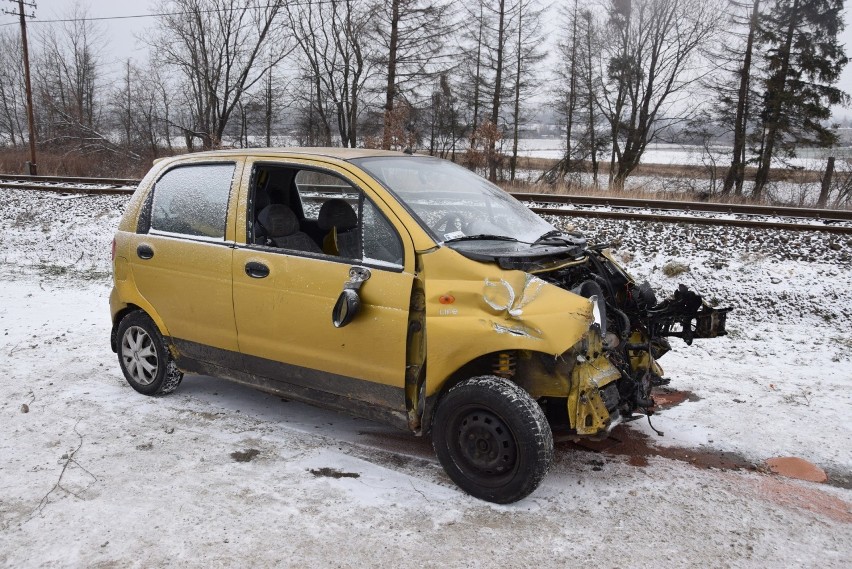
[3,1,38,175]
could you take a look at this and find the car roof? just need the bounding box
[164,147,412,162]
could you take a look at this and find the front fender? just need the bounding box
[421,248,594,397]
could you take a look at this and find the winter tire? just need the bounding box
[116,311,183,396]
[432,375,554,503]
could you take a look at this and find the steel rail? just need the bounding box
[0,174,139,186]
[2,174,851,234]
[528,206,852,235]
[512,192,852,222]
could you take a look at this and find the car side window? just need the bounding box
[294,170,359,222]
[150,163,235,239]
[293,170,361,259]
[249,165,404,268]
[362,199,404,267]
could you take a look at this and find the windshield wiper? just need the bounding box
[530,229,586,246]
[444,234,520,243]
[532,230,567,245]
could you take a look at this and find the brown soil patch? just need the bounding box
[653,388,700,409]
[561,424,755,473]
[231,448,260,462]
[765,457,828,483]
[309,467,360,479]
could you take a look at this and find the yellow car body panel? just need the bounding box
[419,246,595,397]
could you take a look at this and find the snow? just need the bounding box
[1,188,851,567]
[513,138,852,170]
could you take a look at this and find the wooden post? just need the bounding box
[17,0,37,175]
[817,156,835,208]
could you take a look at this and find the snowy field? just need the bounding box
[0,189,850,567]
[512,138,852,170]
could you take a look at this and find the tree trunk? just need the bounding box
[722,0,759,196]
[470,5,484,154]
[585,12,598,188]
[510,4,523,182]
[266,67,272,147]
[753,0,799,199]
[382,0,400,150]
[488,0,506,182]
[564,0,579,177]
[817,156,835,208]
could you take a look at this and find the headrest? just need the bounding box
[257,204,299,238]
[254,190,271,212]
[318,199,357,231]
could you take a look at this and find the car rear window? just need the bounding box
[150,163,236,239]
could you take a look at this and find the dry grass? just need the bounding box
[0,148,182,179]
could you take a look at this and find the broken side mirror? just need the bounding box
[332,266,372,328]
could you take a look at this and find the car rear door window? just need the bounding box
[150,163,236,239]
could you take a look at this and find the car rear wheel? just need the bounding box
[116,311,183,396]
[432,376,554,504]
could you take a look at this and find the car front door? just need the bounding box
[231,159,415,421]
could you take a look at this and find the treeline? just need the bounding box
[0,0,847,197]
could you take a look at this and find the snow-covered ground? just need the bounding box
[513,138,851,170]
[1,189,850,567]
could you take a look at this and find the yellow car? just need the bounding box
[110,148,728,503]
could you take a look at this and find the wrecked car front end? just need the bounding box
[419,235,729,441]
[352,155,730,441]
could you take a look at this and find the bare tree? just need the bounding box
[425,73,462,157]
[0,28,27,146]
[149,0,292,149]
[110,59,174,158]
[371,0,455,149]
[719,0,762,195]
[287,0,375,148]
[596,0,720,190]
[457,0,518,179]
[34,3,107,149]
[457,2,489,155]
[507,0,545,181]
[539,0,599,185]
[487,0,509,182]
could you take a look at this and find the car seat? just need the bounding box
[252,189,272,244]
[317,199,359,258]
[256,204,323,254]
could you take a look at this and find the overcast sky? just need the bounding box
[2,0,852,121]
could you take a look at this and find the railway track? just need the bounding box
[0,174,138,194]
[2,174,851,235]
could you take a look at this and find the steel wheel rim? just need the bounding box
[448,406,518,487]
[121,326,158,386]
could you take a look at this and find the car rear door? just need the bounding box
[231,158,415,417]
[128,160,242,362]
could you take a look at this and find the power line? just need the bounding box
[0,1,340,27]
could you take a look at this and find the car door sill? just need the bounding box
[168,337,410,431]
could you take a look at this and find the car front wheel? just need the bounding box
[432,375,554,503]
[116,311,183,396]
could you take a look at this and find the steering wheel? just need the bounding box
[433,213,469,236]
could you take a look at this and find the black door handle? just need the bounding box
[137,244,154,260]
[245,261,270,279]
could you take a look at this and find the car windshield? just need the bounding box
[351,156,554,244]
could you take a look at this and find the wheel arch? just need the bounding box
[110,303,171,353]
[422,348,571,433]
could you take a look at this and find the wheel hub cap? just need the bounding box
[121,326,159,386]
[457,410,517,474]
